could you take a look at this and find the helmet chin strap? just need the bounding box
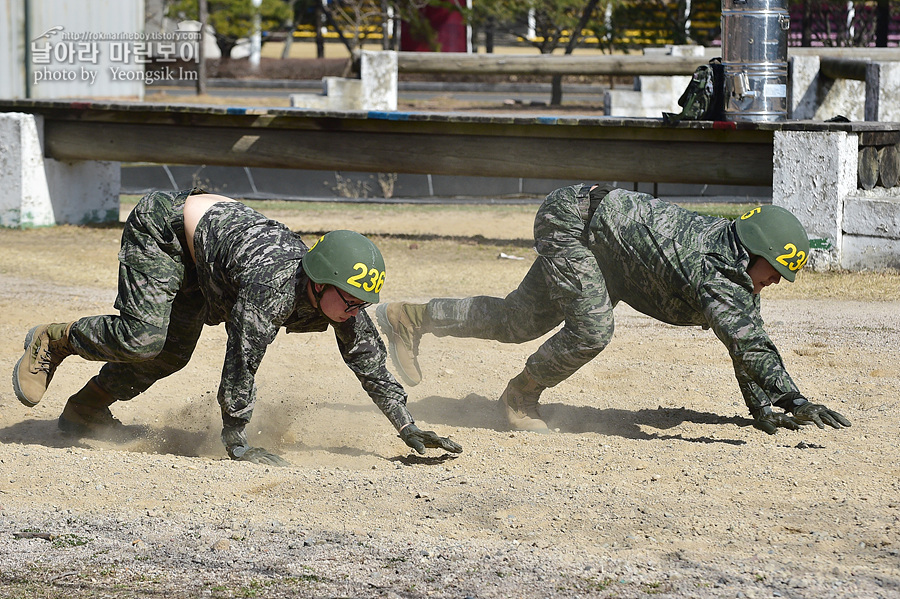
[309,282,344,326]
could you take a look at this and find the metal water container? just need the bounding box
[721,0,790,122]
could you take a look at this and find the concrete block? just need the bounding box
[44,159,119,224]
[840,235,900,270]
[789,56,820,120]
[360,50,398,111]
[322,77,365,110]
[866,62,900,122]
[773,130,858,270]
[290,78,364,111]
[0,113,52,227]
[843,193,900,239]
[0,112,118,227]
[605,89,684,118]
[638,75,692,96]
[290,52,398,112]
[817,78,866,121]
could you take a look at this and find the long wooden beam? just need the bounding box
[4,100,895,188]
[819,57,869,81]
[395,52,707,76]
[42,120,774,185]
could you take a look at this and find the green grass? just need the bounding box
[121,195,755,221]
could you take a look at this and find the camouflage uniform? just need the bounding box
[68,189,413,434]
[424,184,802,415]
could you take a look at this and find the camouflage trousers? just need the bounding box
[68,189,207,401]
[424,185,615,388]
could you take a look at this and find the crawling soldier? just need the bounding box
[13,189,461,464]
[377,185,851,435]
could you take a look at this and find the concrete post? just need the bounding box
[360,50,398,111]
[865,62,900,122]
[0,113,119,228]
[788,55,820,120]
[772,130,858,270]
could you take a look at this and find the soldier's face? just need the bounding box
[748,258,782,294]
[312,283,365,322]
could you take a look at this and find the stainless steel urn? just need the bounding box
[721,0,791,121]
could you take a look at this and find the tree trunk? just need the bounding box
[217,37,235,59]
[551,75,562,105]
[875,0,890,47]
[485,18,495,53]
[282,22,294,59]
[801,0,812,47]
[550,0,601,106]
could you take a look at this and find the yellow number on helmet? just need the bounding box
[346,262,367,288]
[740,207,762,220]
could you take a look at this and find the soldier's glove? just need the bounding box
[792,402,851,430]
[751,406,803,435]
[222,424,290,466]
[399,424,463,455]
[227,444,290,467]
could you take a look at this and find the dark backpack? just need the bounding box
[662,57,725,124]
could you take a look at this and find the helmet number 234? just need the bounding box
[347,262,385,293]
[775,243,808,272]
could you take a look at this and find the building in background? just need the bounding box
[2,0,149,99]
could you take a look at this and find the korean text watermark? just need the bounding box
[31,26,202,86]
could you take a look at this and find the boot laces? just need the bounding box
[31,343,55,374]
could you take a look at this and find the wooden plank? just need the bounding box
[819,57,869,82]
[859,131,900,147]
[42,120,773,186]
[396,52,705,76]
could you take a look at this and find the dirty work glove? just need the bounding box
[751,406,803,435]
[222,424,290,466]
[227,444,290,467]
[792,402,851,430]
[399,424,463,455]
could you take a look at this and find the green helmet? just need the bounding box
[302,230,386,303]
[734,205,810,282]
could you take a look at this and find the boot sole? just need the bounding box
[375,304,421,387]
[12,326,41,408]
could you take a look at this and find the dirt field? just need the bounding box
[1,200,898,598]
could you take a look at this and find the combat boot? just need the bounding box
[58,377,124,438]
[13,322,76,407]
[500,369,549,432]
[375,302,426,386]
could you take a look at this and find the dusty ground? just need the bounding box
[1,200,899,598]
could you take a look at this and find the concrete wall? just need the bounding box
[0,113,119,227]
[774,130,900,271]
[790,56,900,122]
[0,0,26,98]
[3,0,146,99]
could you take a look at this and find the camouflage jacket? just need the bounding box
[193,202,413,432]
[590,189,803,413]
